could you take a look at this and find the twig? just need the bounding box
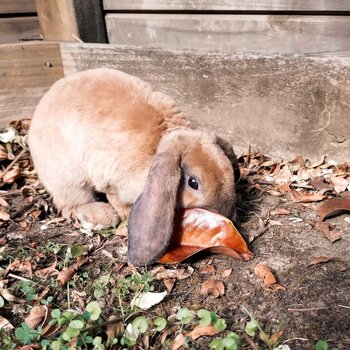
[338,304,350,310]
[242,333,260,350]
[0,148,27,180]
[8,273,32,282]
[283,337,309,343]
[290,183,315,190]
[287,307,329,312]
[0,189,22,197]
[83,316,122,332]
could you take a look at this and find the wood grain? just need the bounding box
[105,14,350,56]
[35,0,79,41]
[60,43,350,162]
[103,0,350,12]
[0,42,64,123]
[0,17,40,44]
[0,0,36,14]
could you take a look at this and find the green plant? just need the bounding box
[15,322,42,344]
[93,273,110,298]
[18,280,38,301]
[209,332,240,350]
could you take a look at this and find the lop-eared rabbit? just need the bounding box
[28,68,240,265]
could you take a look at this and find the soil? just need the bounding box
[0,121,349,349]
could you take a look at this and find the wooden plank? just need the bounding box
[103,0,350,12]
[35,0,79,42]
[60,43,350,162]
[105,14,350,56]
[0,0,36,14]
[0,42,64,122]
[35,0,107,43]
[0,17,41,44]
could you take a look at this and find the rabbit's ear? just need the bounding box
[128,152,181,266]
[216,136,241,183]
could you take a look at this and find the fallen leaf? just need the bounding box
[186,325,218,340]
[290,188,325,203]
[0,288,25,303]
[2,167,21,184]
[56,257,87,287]
[0,237,6,246]
[310,155,326,168]
[172,333,185,350]
[25,305,48,329]
[6,258,33,278]
[199,265,215,274]
[35,260,59,278]
[315,222,342,243]
[201,279,225,298]
[150,266,194,281]
[319,196,350,221]
[0,198,9,207]
[330,175,349,193]
[106,315,124,340]
[159,209,254,264]
[270,208,290,216]
[16,345,41,350]
[220,268,232,278]
[310,176,332,191]
[266,190,284,197]
[0,316,14,330]
[254,264,276,285]
[131,291,167,310]
[308,256,345,266]
[164,278,176,292]
[0,207,10,221]
[269,220,283,226]
[288,155,305,171]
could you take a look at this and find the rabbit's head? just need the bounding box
[128,129,240,265]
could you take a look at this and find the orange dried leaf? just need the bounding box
[319,196,350,221]
[164,278,176,293]
[186,325,219,340]
[25,305,48,329]
[288,154,305,171]
[35,260,59,278]
[308,256,343,266]
[7,258,33,278]
[172,333,185,350]
[201,279,225,298]
[2,167,20,184]
[159,209,253,264]
[254,263,277,286]
[315,222,342,243]
[220,268,232,278]
[270,208,290,216]
[290,188,325,203]
[199,265,215,274]
[57,266,78,287]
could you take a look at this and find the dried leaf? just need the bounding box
[0,207,10,221]
[0,316,14,330]
[315,222,342,243]
[0,288,25,303]
[310,176,332,191]
[0,237,6,246]
[17,345,41,350]
[186,325,218,340]
[159,209,254,264]
[57,266,78,287]
[164,278,176,293]
[308,256,343,266]
[131,291,167,310]
[172,333,185,350]
[106,315,124,340]
[330,175,349,193]
[220,268,232,278]
[270,208,290,216]
[35,260,59,278]
[201,279,225,298]
[199,265,215,274]
[290,188,325,203]
[25,305,48,329]
[310,155,326,168]
[6,258,33,278]
[266,190,284,197]
[150,266,194,281]
[2,167,21,184]
[0,198,9,207]
[269,220,283,226]
[319,196,350,221]
[254,264,277,286]
[288,155,305,171]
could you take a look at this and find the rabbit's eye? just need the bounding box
[188,177,199,190]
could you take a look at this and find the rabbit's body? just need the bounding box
[28,68,240,265]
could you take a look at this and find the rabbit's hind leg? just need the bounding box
[53,185,120,230]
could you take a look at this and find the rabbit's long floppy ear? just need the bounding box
[216,136,241,183]
[128,151,181,266]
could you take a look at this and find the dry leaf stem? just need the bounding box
[287,307,329,312]
[0,148,27,181]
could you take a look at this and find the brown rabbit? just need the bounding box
[28,68,240,265]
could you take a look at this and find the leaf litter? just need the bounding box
[0,120,349,349]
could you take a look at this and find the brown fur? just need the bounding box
[28,68,240,264]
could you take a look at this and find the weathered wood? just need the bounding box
[0,17,40,44]
[35,0,79,42]
[35,0,107,43]
[0,42,64,122]
[0,0,36,14]
[60,43,350,162]
[105,14,350,56]
[103,0,350,12]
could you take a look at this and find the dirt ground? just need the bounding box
[0,121,349,350]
